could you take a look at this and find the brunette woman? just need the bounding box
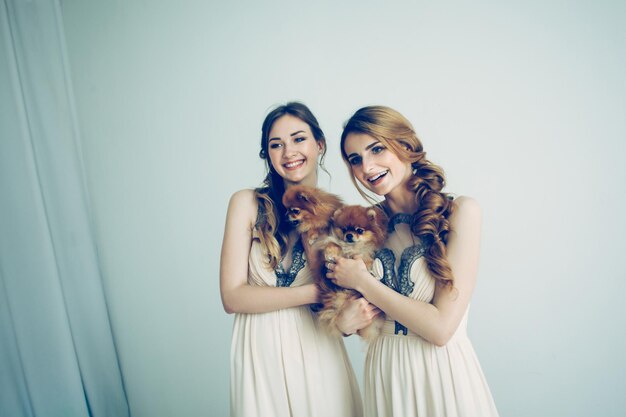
[220,102,367,417]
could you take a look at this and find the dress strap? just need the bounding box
[387,213,413,234]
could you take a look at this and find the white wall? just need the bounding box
[60,1,626,416]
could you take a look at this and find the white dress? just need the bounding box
[230,230,363,417]
[365,214,499,417]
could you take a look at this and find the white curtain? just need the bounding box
[0,1,129,416]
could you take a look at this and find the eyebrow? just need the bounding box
[269,130,307,142]
[346,141,380,159]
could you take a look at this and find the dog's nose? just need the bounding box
[346,233,354,242]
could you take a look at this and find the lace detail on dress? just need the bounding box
[275,239,305,287]
[375,243,426,297]
[398,244,427,295]
[387,213,413,233]
[375,242,428,335]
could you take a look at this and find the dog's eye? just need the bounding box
[355,228,364,235]
[290,208,300,214]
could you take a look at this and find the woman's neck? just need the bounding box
[283,174,318,190]
[384,188,418,214]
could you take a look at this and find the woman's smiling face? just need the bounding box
[267,114,323,187]
[343,132,412,197]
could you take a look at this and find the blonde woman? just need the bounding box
[327,106,499,417]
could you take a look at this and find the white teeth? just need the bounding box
[368,171,388,182]
[285,160,304,168]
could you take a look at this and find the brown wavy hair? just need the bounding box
[340,106,455,287]
[255,102,328,269]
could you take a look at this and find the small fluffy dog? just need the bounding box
[318,205,388,341]
[282,185,344,245]
[283,185,388,341]
[282,185,344,271]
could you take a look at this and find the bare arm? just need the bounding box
[328,197,482,346]
[219,189,319,314]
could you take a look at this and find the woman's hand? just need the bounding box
[325,255,373,292]
[335,296,381,336]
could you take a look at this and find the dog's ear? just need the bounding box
[332,207,343,221]
[282,189,294,207]
[368,208,389,234]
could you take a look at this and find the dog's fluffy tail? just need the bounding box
[317,290,352,338]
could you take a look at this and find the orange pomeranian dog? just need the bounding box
[318,205,388,341]
[282,185,344,245]
[283,185,388,341]
[282,185,344,271]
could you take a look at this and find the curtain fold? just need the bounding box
[0,1,130,416]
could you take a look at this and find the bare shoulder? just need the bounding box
[452,195,481,213]
[450,196,482,226]
[226,189,258,226]
[230,188,257,207]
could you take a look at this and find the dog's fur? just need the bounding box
[318,205,388,341]
[282,185,388,341]
[282,185,344,272]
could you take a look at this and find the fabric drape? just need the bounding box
[0,1,130,416]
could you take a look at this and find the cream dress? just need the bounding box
[365,214,499,417]
[230,229,363,417]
